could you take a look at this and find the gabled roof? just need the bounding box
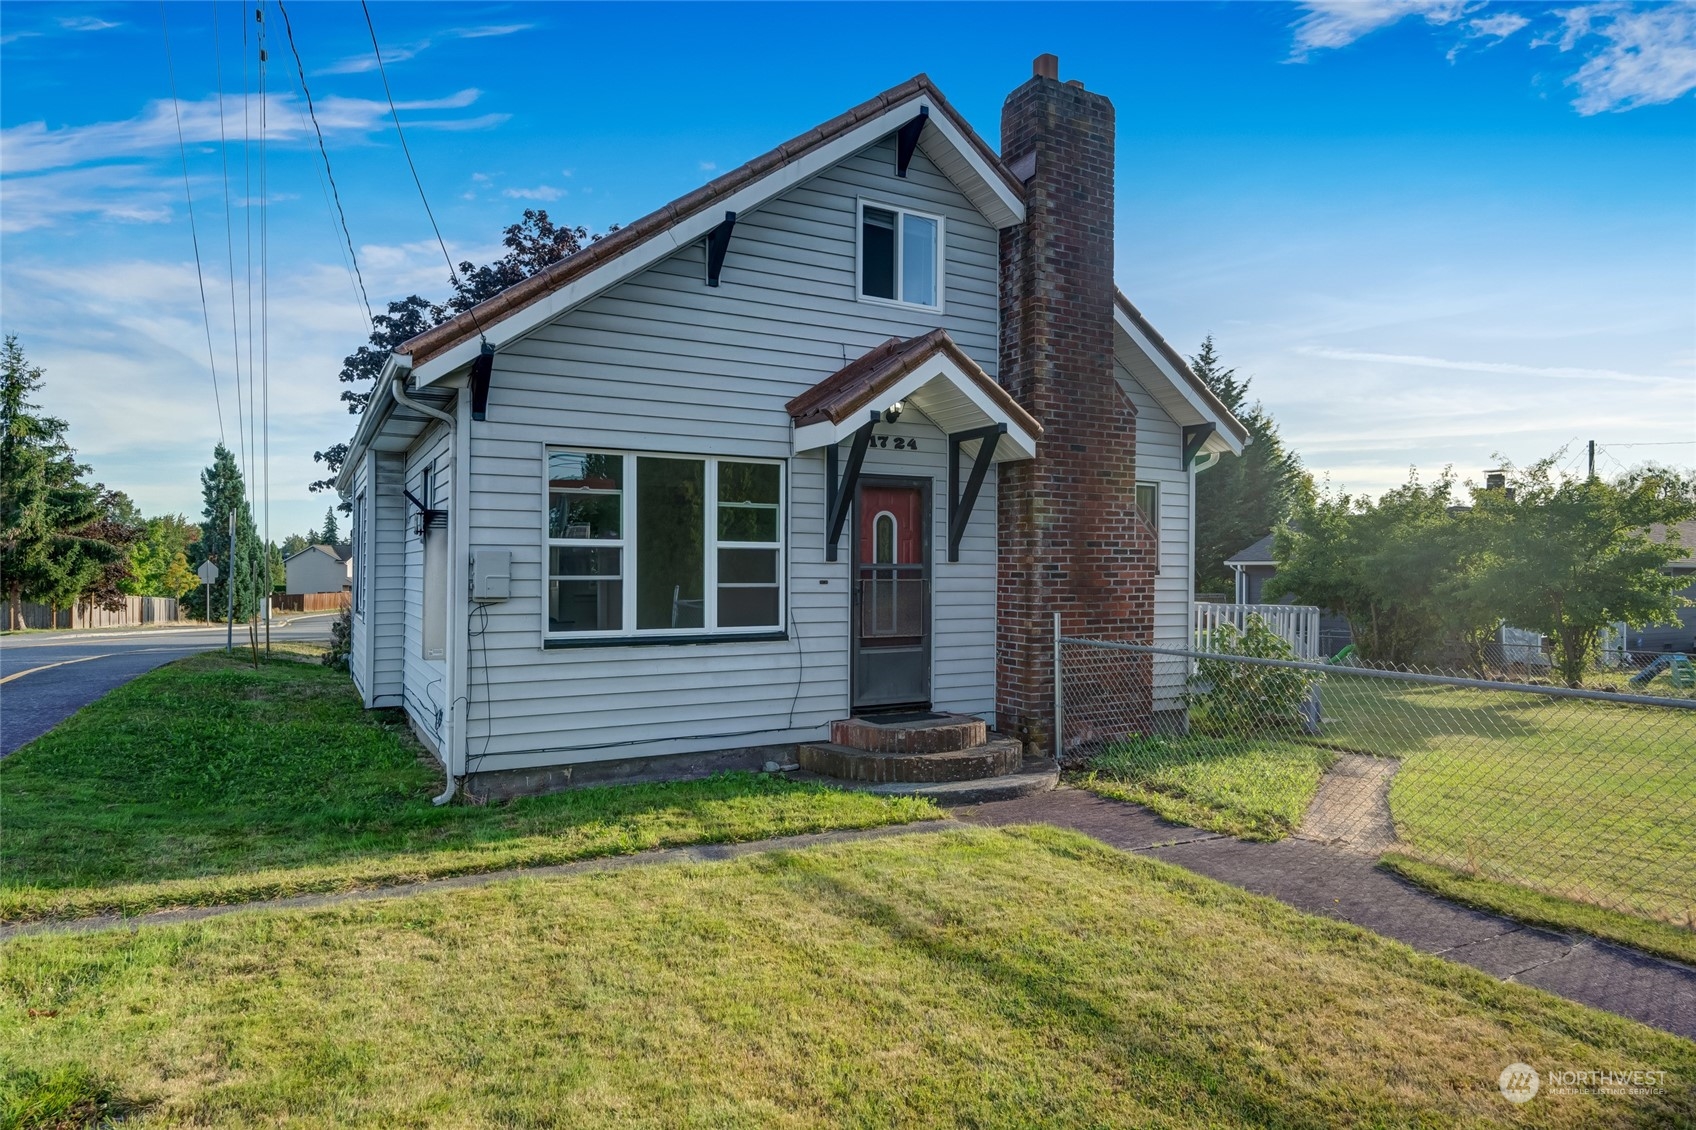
[397,74,1025,384]
[1225,533,1277,567]
[787,329,1040,462]
[1112,290,1250,455]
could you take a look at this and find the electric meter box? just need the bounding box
[470,549,512,602]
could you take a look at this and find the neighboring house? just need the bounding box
[1224,534,1277,605]
[337,57,1247,795]
[283,543,352,595]
[1632,519,1696,655]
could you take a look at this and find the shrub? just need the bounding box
[1191,614,1318,735]
[323,605,353,670]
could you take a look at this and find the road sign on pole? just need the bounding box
[197,560,219,625]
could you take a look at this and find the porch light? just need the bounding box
[883,399,905,424]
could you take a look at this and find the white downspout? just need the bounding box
[391,375,459,806]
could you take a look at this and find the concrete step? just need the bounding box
[789,757,1060,806]
[796,737,1024,784]
[830,713,987,754]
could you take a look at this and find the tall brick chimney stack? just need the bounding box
[997,55,1154,754]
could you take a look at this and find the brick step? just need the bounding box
[796,737,1024,784]
[830,713,987,754]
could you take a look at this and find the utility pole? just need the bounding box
[1587,439,1596,481]
[225,509,236,654]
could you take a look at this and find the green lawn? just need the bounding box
[1081,734,1335,840]
[0,652,935,923]
[5,828,1690,1129]
[1320,675,1696,931]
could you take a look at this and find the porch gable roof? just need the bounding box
[786,329,1041,461]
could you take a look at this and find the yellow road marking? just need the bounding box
[0,653,117,685]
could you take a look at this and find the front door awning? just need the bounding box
[786,329,1041,462]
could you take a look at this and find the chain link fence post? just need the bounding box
[1052,610,1063,764]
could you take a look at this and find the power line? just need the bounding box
[360,0,475,325]
[159,2,227,446]
[276,0,374,329]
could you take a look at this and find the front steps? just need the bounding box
[795,712,1058,804]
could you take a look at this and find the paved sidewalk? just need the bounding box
[958,788,1696,1040]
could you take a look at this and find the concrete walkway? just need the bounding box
[958,788,1696,1040]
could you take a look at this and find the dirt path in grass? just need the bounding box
[1297,754,1399,855]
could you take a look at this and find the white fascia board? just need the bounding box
[415,96,1022,388]
[918,108,1025,228]
[790,354,1038,459]
[336,352,413,494]
[1112,307,1245,456]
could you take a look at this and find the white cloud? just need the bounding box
[0,89,496,176]
[1551,3,1696,113]
[503,185,563,201]
[58,16,120,32]
[1298,345,1680,385]
[699,161,717,172]
[1469,12,1530,40]
[1289,0,1472,59]
[318,23,533,75]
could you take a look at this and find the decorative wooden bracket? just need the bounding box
[705,211,737,287]
[824,412,879,562]
[1182,422,1217,468]
[947,423,1005,562]
[896,107,929,178]
[470,345,494,421]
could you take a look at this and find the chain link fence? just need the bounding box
[1057,624,1696,938]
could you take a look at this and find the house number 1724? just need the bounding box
[871,435,918,450]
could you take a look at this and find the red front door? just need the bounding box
[853,482,929,710]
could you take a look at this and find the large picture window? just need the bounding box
[859,201,942,309]
[547,449,783,639]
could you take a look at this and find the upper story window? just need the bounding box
[546,449,784,640]
[859,201,941,309]
[353,491,366,616]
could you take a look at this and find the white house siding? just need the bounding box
[402,425,452,752]
[367,451,408,707]
[283,549,347,595]
[453,138,1002,771]
[1116,358,1193,709]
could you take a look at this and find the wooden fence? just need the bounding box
[12,596,182,630]
[270,591,350,614]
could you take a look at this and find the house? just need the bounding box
[283,543,352,595]
[336,57,1247,799]
[1631,519,1696,655]
[1224,534,1277,604]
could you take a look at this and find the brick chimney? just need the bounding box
[997,55,1154,755]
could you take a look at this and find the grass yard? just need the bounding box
[1081,734,1335,840]
[0,652,935,923]
[1320,675,1696,932]
[4,827,1690,1129]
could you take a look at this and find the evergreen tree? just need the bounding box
[319,507,340,545]
[0,334,106,628]
[190,444,266,623]
[1189,337,1312,595]
[281,532,310,558]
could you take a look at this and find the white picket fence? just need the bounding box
[1193,602,1322,660]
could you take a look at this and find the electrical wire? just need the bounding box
[360,1,464,298]
[159,2,226,446]
[276,0,374,329]
[212,0,247,475]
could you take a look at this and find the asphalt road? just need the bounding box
[0,616,335,758]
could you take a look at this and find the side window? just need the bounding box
[859,202,941,309]
[421,464,447,659]
[353,491,365,615]
[1135,482,1160,575]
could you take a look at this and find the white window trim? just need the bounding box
[353,489,366,617]
[1136,481,1161,577]
[543,447,787,642]
[855,197,945,313]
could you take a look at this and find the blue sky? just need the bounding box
[3,1,1693,539]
